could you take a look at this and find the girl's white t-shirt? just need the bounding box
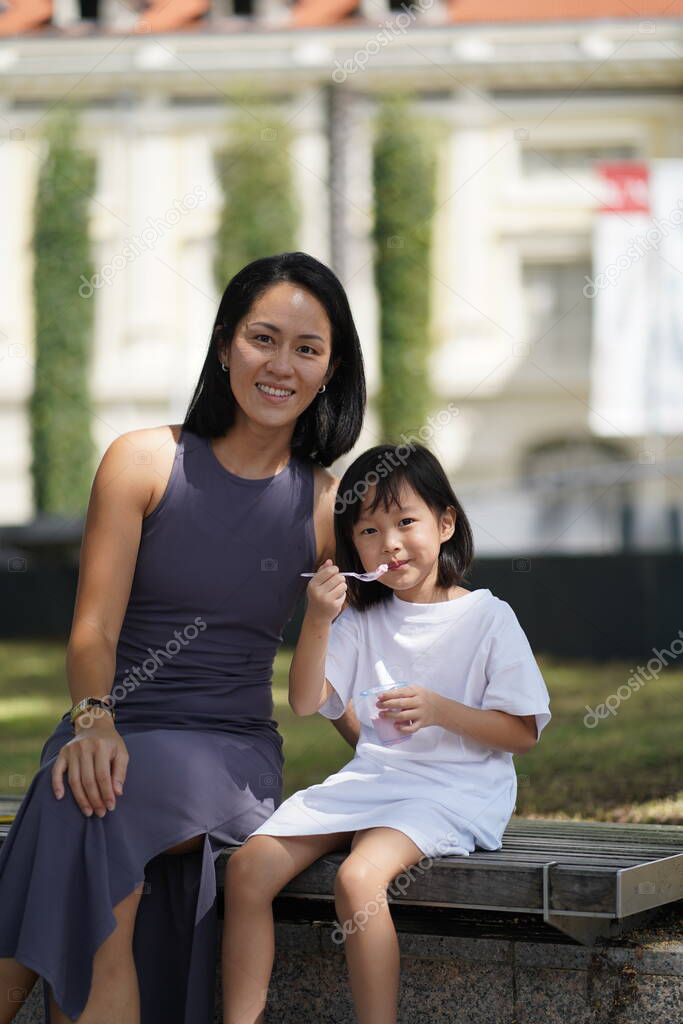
[318,588,551,843]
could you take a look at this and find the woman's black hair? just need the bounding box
[334,442,474,612]
[182,252,366,466]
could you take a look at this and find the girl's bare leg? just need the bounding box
[222,830,353,1024]
[0,960,39,1024]
[334,827,425,1024]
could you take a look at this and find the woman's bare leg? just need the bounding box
[334,827,426,1024]
[47,833,205,1023]
[47,883,144,1024]
[0,959,39,1024]
[222,830,353,1024]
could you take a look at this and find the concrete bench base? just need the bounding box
[14,909,683,1023]
[254,919,683,1024]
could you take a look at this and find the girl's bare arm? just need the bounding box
[434,698,538,755]
[288,612,333,716]
[288,610,360,743]
[328,701,361,748]
[288,561,347,716]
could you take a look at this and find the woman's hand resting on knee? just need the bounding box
[51,715,129,818]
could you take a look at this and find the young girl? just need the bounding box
[222,442,551,1024]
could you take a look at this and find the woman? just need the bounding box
[0,251,366,1024]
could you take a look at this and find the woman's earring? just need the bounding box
[221,364,229,373]
[317,384,326,393]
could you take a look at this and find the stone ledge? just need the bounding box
[9,869,682,1024]
[256,919,683,1024]
[13,914,683,1024]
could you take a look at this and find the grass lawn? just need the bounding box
[0,640,681,824]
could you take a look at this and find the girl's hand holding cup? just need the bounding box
[306,558,347,624]
[375,684,443,734]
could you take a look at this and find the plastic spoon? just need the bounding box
[300,563,389,582]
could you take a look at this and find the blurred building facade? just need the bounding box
[0,1,682,554]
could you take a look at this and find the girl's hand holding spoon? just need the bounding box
[305,559,348,624]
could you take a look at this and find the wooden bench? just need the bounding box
[2,806,682,946]
[216,817,683,946]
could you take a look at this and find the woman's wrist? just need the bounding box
[73,708,117,734]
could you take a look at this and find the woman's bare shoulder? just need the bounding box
[114,423,183,451]
[100,424,184,518]
[312,463,339,489]
[312,464,341,514]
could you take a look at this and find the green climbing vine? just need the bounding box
[372,93,438,445]
[213,92,300,292]
[29,103,96,515]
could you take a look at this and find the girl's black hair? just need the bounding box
[334,442,474,611]
[182,251,366,466]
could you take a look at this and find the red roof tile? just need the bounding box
[447,0,683,21]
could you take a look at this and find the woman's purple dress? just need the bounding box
[0,427,316,1022]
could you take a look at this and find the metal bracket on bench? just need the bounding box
[542,860,619,946]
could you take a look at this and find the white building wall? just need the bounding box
[0,23,681,551]
[428,92,683,551]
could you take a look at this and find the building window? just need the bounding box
[522,262,592,380]
[521,144,639,177]
[522,438,633,551]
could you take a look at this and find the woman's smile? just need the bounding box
[254,382,296,404]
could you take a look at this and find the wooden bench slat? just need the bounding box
[499,844,682,858]
[276,859,622,914]
[3,814,682,944]
[507,823,682,838]
[472,853,658,866]
[503,833,683,847]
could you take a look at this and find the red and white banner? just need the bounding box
[650,160,683,435]
[588,160,683,436]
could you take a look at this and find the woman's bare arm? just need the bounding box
[66,429,159,713]
[51,427,168,816]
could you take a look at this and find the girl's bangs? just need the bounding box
[351,461,410,522]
